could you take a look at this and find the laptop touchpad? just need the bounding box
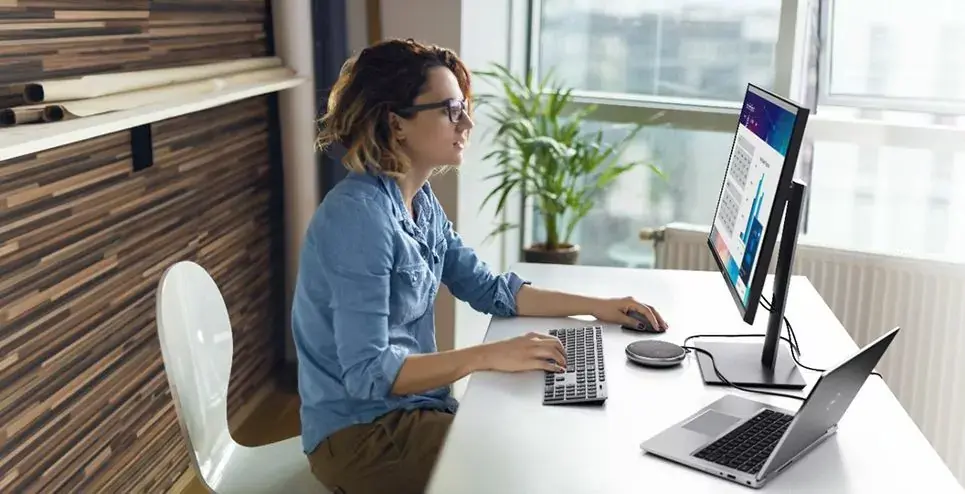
[683,410,741,436]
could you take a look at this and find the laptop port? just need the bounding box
[727,474,736,480]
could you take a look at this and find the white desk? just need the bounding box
[427,264,962,493]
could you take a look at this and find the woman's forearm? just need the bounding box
[389,287,602,396]
[391,346,488,396]
[514,285,599,318]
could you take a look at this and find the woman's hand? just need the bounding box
[591,296,668,332]
[478,332,567,373]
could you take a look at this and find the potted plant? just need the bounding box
[474,64,663,265]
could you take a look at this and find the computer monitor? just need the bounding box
[698,83,810,390]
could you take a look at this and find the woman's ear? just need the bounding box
[389,112,407,144]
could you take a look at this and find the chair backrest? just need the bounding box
[155,260,235,479]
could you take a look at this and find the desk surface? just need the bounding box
[427,264,961,493]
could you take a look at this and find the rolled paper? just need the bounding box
[41,67,296,122]
[20,57,283,104]
[0,105,46,126]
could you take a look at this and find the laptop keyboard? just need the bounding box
[542,326,607,405]
[693,408,793,474]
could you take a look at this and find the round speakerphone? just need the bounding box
[625,340,687,368]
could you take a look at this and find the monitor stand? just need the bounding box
[693,340,805,389]
[696,180,808,390]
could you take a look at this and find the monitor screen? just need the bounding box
[709,85,800,308]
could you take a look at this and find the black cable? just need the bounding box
[778,314,828,374]
[679,294,885,402]
[649,290,886,404]
[758,295,882,379]
[683,333,796,350]
[681,345,806,402]
[759,296,800,354]
[682,332,810,401]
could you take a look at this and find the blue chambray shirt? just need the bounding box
[291,170,529,455]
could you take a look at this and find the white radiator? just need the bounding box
[648,222,965,485]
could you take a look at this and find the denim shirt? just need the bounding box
[291,171,529,454]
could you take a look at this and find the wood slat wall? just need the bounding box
[0,1,283,492]
[0,0,268,107]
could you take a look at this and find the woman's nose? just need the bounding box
[457,111,474,131]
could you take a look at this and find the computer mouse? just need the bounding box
[621,309,662,333]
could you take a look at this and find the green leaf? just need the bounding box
[483,222,519,245]
[494,177,517,216]
[480,178,518,213]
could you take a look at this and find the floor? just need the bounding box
[179,389,301,493]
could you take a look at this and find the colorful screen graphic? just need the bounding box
[710,87,797,307]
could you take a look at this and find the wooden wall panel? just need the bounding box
[0,97,280,493]
[0,1,281,492]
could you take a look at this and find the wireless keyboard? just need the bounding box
[542,326,608,405]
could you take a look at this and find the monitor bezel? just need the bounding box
[706,83,810,325]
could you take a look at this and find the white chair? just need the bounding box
[155,260,325,493]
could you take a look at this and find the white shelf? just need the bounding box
[0,76,306,162]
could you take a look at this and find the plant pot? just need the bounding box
[523,243,580,265]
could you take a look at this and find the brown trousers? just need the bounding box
[308,408,454,494]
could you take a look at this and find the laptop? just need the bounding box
[640,326,900,489]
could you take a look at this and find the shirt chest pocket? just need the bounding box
[388,260,435,326]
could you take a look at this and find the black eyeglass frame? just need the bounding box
[395,98,468,123]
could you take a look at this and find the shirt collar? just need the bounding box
[376,173,432,235]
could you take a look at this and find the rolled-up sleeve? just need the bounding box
[315,194,408,399]
[439,218,529,317]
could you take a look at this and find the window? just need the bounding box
[525,0,965,266]
[823,0,965,104]
[806,0,965,261]
[537,0,783,103]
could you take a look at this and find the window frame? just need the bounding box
[816,0,965,115]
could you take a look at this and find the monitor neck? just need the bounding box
[762,179,806,369]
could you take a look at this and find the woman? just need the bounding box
[291,38,669,494]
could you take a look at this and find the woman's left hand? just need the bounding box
[590,296,668,332]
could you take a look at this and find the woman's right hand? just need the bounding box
[478,332,567,373]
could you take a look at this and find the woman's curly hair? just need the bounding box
[316,38,472,177]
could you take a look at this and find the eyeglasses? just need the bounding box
[396,98,467,123]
